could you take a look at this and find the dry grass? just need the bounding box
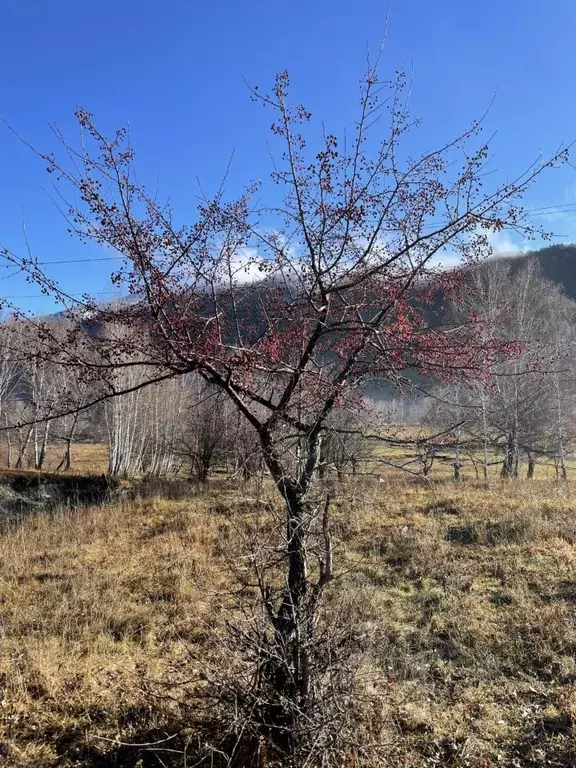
[0,441,109,476]
[0,484,239,766]
[1,476,576,764]
[343,476,576,766]
[0,435,572,482]
[372,441,576,481]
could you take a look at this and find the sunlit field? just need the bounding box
[1,436,572,483]
[0,474,576,765]
[0,441,109,476]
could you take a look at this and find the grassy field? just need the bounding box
[0,475,576,765]
[0,435,572,484]
[372,435,576,481]
[0,442,109,476]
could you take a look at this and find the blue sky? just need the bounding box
[1,0,576,313]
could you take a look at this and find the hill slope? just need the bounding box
[496,243,576,299]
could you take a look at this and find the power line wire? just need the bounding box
[0,256,123,269]
[0,202,574,276]
[1,290,122,300]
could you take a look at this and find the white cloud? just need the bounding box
[227,247,265,284]
[487,229,530,257]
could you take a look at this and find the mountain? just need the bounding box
[495,244,576,300]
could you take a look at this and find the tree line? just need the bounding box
[0,254,573,485]
[429,257,576,480]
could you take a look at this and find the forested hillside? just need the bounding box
[497,244,576,299]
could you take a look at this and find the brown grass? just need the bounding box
[1,476,576,765]
[0,486,237,766]
[0,441,109,476]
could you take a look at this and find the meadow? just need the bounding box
[0,465,575,765]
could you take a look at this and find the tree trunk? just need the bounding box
[558,431,568,481]
[454,409,462,481]
[193,451,211,483]
[554,349,568,481]
[502,383,520,479]
[64,437,73,471]
[481,390,489,480]
[276,484,309,673]
[33,424,39,469]
[318,436,327,479]
[56,432,75,472]
[260,433,317,752]
[501,431,518,478]
[5,427,11,469]
[254,424,337,762]
[16,425,33,469]
[35,420,51,470]
[527,456,536,480]
[453,454,461,481]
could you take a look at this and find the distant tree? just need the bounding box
[433,259,576,479]
[229,410,263,480]
[319,404,375,480]
[0,320,25,466]
[177,378,231,482]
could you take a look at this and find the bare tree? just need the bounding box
[105,364,188,477]
[0,62,567,762]
[432,259,576,480]
[228,410,263,480]
[0,320,25,466]
[319,404,374,480]
[51,356,95,471]
[176,377,231,482]
[14,352,59,470]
